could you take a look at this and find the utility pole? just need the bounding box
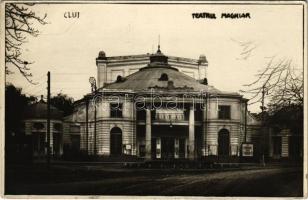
[260,85,266,166]
[47,71,51,166]
[203,92,208,158]
[94,94,97,156]
[261,85,265,115]
[86,96,89,154]
[244,100,248,143]
[93,81,97,156]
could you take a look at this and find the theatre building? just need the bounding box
[64,46,261,161]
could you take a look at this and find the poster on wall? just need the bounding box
[242,143,254,157]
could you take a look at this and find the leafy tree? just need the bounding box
[267,103,303,135]
[5,3,48,83]
[5,84,36,139]
[50,93,74,116]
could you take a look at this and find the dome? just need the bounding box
[198,54,207,63]
[103,66,219,92]
[103,48,221,93]
[98,51,106,59]
[23,100,63,120]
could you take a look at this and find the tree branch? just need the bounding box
[5,3,48,84]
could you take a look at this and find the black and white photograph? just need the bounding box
[1,1,307,198]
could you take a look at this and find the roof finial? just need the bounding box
[40,95,44,102]
[157,34,161,53]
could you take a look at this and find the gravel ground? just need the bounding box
[5,164,303,197]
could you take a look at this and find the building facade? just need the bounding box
[22,97,64,159]
[64,47,262,162]
[269,127,303,161]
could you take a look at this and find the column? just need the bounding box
[45,131,47,155]
[174,138,179,159]
[130,101,137,156]
[201,104,207,157]
[268,128,273,157]
[156,137,161,159]
[185,138,188,158]
[50,124,53,155]
[188,105,195,160]
[97,59,107,88]
[281,136,289,157]
[36,133,40,156]
[59,132,64,156]
[145,108,152,159]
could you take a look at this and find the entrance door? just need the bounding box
[53,132,60,157]
[110,127,122,156]
[161,137,175,159]
[32,132,45,158]
[151,138,157,159]
[289,136,301,160]
[179,138,186,159]
[273,136,282,158]
[218,129,230,157]
[71,135,80,156]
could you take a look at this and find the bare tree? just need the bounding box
[231,38,258,60]
[5,3,47,83]
[240,56,303,111]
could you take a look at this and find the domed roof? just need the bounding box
[105,67,220,92]
[199,54,207,63]
[103,47,221,93]
[23,99,63,120]
[98,50,106,59]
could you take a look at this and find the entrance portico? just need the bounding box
[143,104,202,160]
[150,125,188,160]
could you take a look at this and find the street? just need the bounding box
[5,164,303,197]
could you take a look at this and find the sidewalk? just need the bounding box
[16,159,302,173]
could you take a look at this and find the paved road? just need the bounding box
[6,166,303,197]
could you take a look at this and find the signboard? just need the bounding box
[242,143,253,157]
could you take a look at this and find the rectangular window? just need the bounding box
[69,125,80,133]
[110,103,123,118]
[218,105,231,119]
[139,145,145,157]
[273,136,282,156]
[137,110,146,120]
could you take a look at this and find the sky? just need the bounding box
[6,3,304,112]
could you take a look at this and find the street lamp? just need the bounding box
[89,77,97,92]
[89,77,97,156]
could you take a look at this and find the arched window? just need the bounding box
[54,123,62,131]
[33,122,44,130]
[218,128,230,156]
[110,127,122,156]
[159,73,168,81]
[116,75,126,83]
